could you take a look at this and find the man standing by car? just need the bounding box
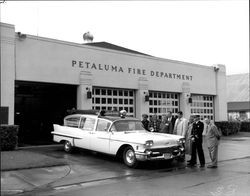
[141,114,150,131]
[167,111,176,134]
[159,114,172,134]
[204,118,221,168]
[188,115,205,168]
[149,114,161,132]
[173,111,188,137]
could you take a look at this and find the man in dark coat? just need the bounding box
[167,111,176,134]
[188,115,205,168]
[141,114,150,131]
[159,114,172,134]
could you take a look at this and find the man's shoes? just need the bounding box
[199,164,205,168]
[207,165,217,168]
[187,162,196,167]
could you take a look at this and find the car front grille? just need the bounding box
[150,146,179,154]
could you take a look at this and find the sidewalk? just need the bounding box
[1,145,69,196]
[1,145,67,171]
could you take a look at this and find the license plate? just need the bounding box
[164,153,171,159]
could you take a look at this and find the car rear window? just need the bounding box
[64,117,80,128]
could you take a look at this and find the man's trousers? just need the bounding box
[190,141,205,165]
[208,144,218,166]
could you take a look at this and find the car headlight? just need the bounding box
[145,140,154,147]
[178,138,185,145]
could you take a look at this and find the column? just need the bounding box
[214,64,227,121]
[0,23,15,124]
[77,71,93,110]
[135,77,149,119]
[179,82,191,119]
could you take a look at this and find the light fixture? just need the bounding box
[86,87,92,99]
[144,92,149,102]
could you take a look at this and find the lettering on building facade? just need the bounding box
[72,60,193,81]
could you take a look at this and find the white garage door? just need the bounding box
[92,87,135,117]
[149,91,180,119]
[190,95,214,120]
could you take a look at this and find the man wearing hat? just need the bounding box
[188,115,205,168]
[141,114,150,131]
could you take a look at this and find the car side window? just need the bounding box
[82,117,95,131]
[96,119,111,132]
[110,125,117,132]
[64,117,80,128]
[79,117,86,129]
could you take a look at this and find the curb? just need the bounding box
[1,162,68,172]
[17,144,63,150]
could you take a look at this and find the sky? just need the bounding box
[1,0,249,75]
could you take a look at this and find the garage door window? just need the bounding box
[191,95,214,120]
[92,87,135,117]
[149,91,179,118]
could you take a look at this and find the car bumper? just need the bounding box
[135,147,185,161]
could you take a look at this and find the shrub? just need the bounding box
[240,122,250,132]
[214,121,241,136]
[0,125,19,151]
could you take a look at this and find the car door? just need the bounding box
[90,118,112,153]
[74,116,96,150]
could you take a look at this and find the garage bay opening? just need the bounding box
[15,81,77,146]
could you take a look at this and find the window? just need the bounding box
[64,116,80,128]
[79,117,86,129]
[190,95,214,120]
[113,120,144,132]
[92,87,135,116]
[96,119,111,132]
[149,91,179,117]
[82,117,96,131]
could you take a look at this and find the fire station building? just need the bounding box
[1,23,227,144]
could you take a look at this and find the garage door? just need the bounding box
[92,87,135,117]
[149,91,179,119]
[190,95,214,120]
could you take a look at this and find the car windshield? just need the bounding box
[113,120,146,132]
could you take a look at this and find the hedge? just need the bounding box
[240,122,250,132]
[214,121,241,136]
[0,125,19,151]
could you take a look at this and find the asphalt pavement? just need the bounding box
[1,132,250,196]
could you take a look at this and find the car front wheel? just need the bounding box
[123,146,138,168]
[64,141,73,153]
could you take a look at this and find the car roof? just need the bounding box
[65,114,139,122]
[99,116,139,122]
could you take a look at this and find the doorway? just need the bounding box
[15,81,77,146]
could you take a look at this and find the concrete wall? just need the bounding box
[15,35,217,95]
[0,23,15,124]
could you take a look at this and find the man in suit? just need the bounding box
[167,111,176,134]
[148,114,161,132]
[159,114,172,134]
[188,115,205,168]
[141,114,150,131]
[204,118,221,168]
[173,111,188,137]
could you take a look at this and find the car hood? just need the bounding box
[112,131,183,146]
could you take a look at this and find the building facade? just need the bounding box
[1,23,227,144]
[227,73,250,121]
